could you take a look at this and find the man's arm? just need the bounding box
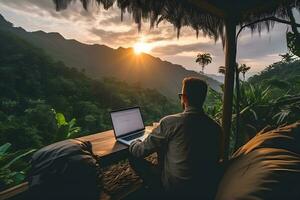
[129,120,167,158]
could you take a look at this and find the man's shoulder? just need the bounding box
[160,113,184,126]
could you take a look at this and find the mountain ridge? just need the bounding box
[0,14,221,100]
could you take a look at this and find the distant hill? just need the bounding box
[249,60,300,94]
[207,74,224,83]
[0,15,221,100]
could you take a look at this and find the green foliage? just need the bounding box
[287,32,300,57]
[53,110,81,141]
[272,95,300,124]
[233,82,300,148]
[204,88,223,122]
[0,143,35,190]
[203,80,300,152]
[249,59,300,96]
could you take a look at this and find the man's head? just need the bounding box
[180,77,208,109]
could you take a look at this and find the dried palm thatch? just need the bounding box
[52,0,300,159]
[53,0,299,38]
[233,121,300,156]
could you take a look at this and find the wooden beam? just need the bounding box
[0,182,29,200]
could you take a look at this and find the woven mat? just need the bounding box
[101,154,157,199]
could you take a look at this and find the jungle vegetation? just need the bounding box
[0,28,299,190]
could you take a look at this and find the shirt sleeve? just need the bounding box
[129,119,167,158]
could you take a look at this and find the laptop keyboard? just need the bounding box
[123,132,145,141]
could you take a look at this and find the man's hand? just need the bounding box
[129,121,166,158]
[129,139,142,147]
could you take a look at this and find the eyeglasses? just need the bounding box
[178,93,183,100]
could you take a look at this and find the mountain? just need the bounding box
[207,74,224,83]
[0,15,221,101]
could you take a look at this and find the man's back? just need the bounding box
[160,107,222,197]
[130,106,222,198]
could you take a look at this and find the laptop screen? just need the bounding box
[111,107,144,138]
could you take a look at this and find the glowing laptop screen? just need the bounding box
[111,107,144,138]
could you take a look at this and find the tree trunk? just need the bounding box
[234,64,241,150]
[287,7,300,40]
[221,18,237,160]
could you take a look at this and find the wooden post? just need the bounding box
[221,17,237,160]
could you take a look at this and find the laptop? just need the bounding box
[110,107,149,146]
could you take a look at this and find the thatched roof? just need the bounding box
[53,0,300,39]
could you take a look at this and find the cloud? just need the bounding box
[0,0,102,23]
[90,20,181,46]
[152,41,223,56]
[237,24,287,59]
[90,27,138,44]
[100,15,131,26]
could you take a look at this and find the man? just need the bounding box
[129,77,222,198]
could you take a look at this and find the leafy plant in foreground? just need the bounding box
[0,143,35,190]
[234,82,300,148]
[53,110,81,141]
[273,95,300,124]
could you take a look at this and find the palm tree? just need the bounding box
[287,32,300,58]
[196,53,212,73]
[239,64,251,81]
[53,0,300,159]
[286,6,300,57]
[280,53,295,63]
[218,66,226,75]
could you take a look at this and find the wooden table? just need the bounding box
[79,130,126,157]
[79,126,153,166]
[78,129,127,166]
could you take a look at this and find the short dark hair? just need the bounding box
[182,77,208,108]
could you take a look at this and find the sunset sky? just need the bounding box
[0,0,299,77]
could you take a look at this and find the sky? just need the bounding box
[0,0,298,78]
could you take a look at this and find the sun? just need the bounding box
[133,42,151,55]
